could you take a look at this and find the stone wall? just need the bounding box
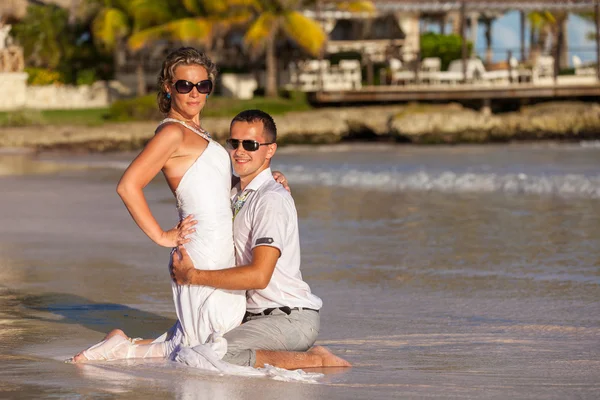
[0,72,27,110]
[0,77,129,111]
[25,81,111,110]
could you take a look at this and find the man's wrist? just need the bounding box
[187,268,201,285]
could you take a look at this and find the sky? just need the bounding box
[483,11,596,64]
[425,11,597,65]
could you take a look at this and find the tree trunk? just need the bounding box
[520,11,526,61]
[554,26,562,80]
[529,23,538,62]
[265,28,278,98]
[484,19,492,65]
[559,16,569,70]
[539,26,549,55]
[440,15,446,35]
[136,57,146,96]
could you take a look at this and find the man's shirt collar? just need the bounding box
[232,168,273,196]
[245,167,273,192]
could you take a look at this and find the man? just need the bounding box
[171,109,349,369]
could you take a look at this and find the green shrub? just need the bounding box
[25,67,64,85]
[76,69,97,85]
[559,67,575,76]
[106,94,162,121]
[420,32,473,70]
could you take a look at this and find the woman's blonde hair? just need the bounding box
[157,47,217,114]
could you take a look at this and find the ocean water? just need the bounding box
[1,142,599,399]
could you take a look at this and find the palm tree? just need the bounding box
[127,0,249,64]
[89,0,177,95]
[243,0,374,97]
[126,0,374,98]
[527,11,569,70]
[527,11,554,62]
[575,12,597,42]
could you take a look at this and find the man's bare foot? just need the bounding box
[70,329,129,363]
[308,346,352,367]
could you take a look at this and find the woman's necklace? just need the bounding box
[161,117,211,139]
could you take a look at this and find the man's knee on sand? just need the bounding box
[222,348,256,367]
[221,309,320,366]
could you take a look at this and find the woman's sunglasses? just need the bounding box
[173,79,213,94]
[226,139,274,152]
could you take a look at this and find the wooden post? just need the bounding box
[520,11,526,62]
[596,0,600,81]
[481,98,491,116]
[460,1,468,83]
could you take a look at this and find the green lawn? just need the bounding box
[0,92,313,127]
[0,108,110,127]
[202,92,313,118]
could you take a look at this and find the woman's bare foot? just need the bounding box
[70,329,129,363]
[308,346,352,367]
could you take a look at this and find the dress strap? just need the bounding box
[159,118,211,141]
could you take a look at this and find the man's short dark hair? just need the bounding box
[230,109,277,142]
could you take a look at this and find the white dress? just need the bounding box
[157,118,246,354]
[80,119,245,361]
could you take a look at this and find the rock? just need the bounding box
[2,102,600,151]
[389,101,600,143]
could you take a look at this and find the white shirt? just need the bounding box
[231,168,323,313]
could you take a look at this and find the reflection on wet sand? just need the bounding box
[0,153,85,176]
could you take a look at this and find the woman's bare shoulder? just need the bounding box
[153,122,185,143]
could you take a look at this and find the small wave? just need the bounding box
[282,166,600,199]
[580,140,600,148]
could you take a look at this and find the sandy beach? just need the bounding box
[1,144,599,399]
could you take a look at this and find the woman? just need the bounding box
[72,47,261,362]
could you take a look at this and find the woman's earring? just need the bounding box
[206,94,209,99]
[166,93,171,99]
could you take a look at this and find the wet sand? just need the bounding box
[1,148,599,399]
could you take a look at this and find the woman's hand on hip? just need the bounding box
[159,215,197,247]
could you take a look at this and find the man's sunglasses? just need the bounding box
[173,79,213,94]
[225,139,274,152]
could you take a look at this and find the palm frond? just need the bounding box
[528,11,556,28]
[282,10,325,56]
[128,18,213,51]
[335,1,376,13]
[182,0,203,15]
[244,13,276,51]
[131,0,175,30]
[201,0,231,15]
[91,7,131,52]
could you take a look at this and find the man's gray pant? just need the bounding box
[222,308,320,367]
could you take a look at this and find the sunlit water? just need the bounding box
[1,143,599,399]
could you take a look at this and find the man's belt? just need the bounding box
[247,306,319,316]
